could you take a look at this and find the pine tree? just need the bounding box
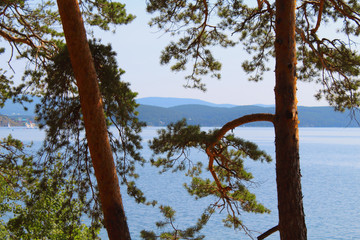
[1,1,141,238]
[146,0,360,239]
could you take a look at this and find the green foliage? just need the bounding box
[147,1,235,90]
[1,0,61,58]
[147,0,360,110]
[1,0,136,123]
[141,205,214,240]
[0,0,134,63]
[5,160,100,239]
[1,40,149,237]
[0,70,13,108]
[1,0,146,237]
[1,1,148,232]
[23,40,149,228]
[296,0,360,111]
[81,0,135,31]
[0,135,34,201]
[148,119,271,236]
[0,57,31,110]
[146,0,273,89]
[0,135,98,239]
[150,120,210,172]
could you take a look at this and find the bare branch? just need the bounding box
[212,113,274,144]
[257,0,264,10]
[258,225,279,240]
[328,0,360,26]
[311,0,324,34]
[0,28,35,47]
[206,113,274,201]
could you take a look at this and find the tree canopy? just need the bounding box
[1,0,359,239]
[0,38,148,238]
[0,0,134,62]
[145,0,360,239]
[146,0,360,110]
[136,118,273,239]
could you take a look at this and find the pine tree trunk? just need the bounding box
[56,0,131,239]
[274,0,307,239]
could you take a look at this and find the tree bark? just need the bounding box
[56,0,131,239]
[274,0,307,239]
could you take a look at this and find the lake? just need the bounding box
[1,127,359,239]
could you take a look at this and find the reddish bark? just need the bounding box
[274,0,307,239]
[56,0,131,239]
[206,113,275,200]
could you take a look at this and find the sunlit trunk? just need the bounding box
[56,0,131,239]
[274,0,307,239]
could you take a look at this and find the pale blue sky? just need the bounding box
[1,0,328,106]
[100,1,327,106]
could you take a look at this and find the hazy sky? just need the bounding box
[105,1,328,106]
[1,1,328,106]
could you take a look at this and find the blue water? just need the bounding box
[1,127,359,239]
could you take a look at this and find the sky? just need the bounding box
[102,1,328,106]
[1,0,329,106]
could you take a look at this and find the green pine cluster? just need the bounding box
[142,119,272,237]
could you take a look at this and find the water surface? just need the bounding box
[1,127,359,239]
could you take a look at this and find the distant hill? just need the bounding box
[0,96,359,127]
[0,96,40,116]
[137,104,359,127]
[136,97,237,108]
[0,115,23,127]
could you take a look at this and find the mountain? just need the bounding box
[136,97,237,108]
[0,96,40,116]
[0,115,23,127]
[137,104,359,127]
[0,96,358,127]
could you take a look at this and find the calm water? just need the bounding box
[1,127,359,239]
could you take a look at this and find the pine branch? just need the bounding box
[257,225,279,240]
[206,113,274,208]
[311,0,325,34]
[211,113,274,144]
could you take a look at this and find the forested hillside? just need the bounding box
[1,97,358,127]
[136,104,359,127]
